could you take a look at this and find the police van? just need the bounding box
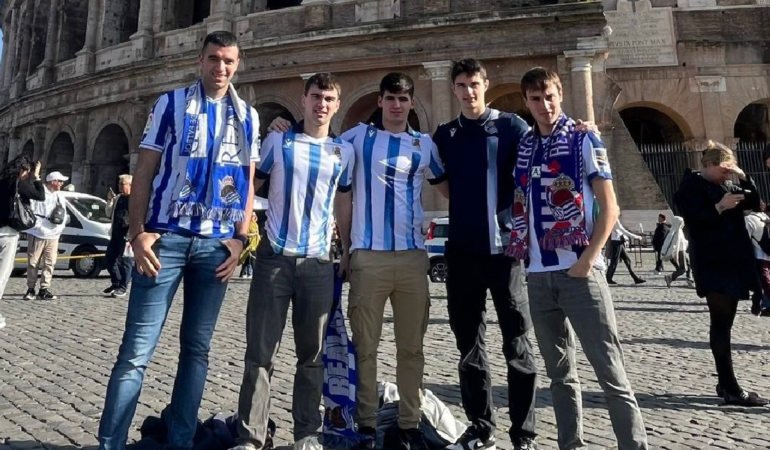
[14,191,111,278]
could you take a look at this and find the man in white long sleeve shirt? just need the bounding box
[24,171,69,300]
[606,216,646,285]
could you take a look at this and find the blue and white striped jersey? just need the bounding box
[341,122,445,252]
[139,83,260,238]
[527,132,612,273]
[257,122,355,258]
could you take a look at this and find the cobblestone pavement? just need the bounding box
[2,255,770,450]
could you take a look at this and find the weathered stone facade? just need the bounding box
[0,0,671,223]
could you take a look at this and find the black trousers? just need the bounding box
[445,243,537,441]
[106,238,133,290]
[606,240,639,282]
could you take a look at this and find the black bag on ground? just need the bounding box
[9,181,36,231]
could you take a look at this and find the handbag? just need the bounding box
[9,180,37,231]
[49,195,66,225]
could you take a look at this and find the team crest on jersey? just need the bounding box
[333,146,342,158]
[368,128,376,137]
[484,121,498,135]
[179,177,196,199]
[284,137,292,147]
[450,128,457,138]
[218,176,241,205]
[143,113,153,135]
[413,138,421,150]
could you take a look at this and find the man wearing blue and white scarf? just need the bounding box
[510,68,648,450]
[98,31,259,450]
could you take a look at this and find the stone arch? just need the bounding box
[57,0,89,63]
[90,124,130,196]
[29,0,52,71]
[21,139,35,157]
[255,101,297,140]
[46,132,75,179]
[101,0,140,48]
[486,83,533,126]
[162,0,211,31]
[88,118,133,156]
[733,100,770,145]
[617,102,693,145]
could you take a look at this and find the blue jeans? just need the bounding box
[98,233,231,450]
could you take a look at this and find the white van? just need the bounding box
[425,217,448,283]
[14,191,111,278]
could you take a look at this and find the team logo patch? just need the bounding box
[218,176,241,205]
[179,178,196,199]
[450,128,457,138]
[484,121,498,135]
[368,128,376,137]
[413,138,421,150]
[143,113,153,135]
[284,137,293,147]
[333,146,342,158]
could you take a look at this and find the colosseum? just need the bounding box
[1,0,769,227]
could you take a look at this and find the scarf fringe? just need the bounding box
[541,232,590,252]
[170,201,246,223]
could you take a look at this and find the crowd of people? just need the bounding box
[3,28,770,450]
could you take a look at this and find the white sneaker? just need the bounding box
[653,270,661,275]
[294,435,322,450]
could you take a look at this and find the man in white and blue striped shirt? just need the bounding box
[339,73,447,450]
[98,32,259,450]
[232,73,354,450]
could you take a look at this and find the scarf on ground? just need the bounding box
[506,114,590,260]
[170,80,251,224]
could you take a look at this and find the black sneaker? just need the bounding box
[23,288,35,300]
[607,280,618,285]
[103,285,119,295]
[37,289,57,300]
[355,426,376,450]
[446,427,496,450]
[513,437,537,450]
[112,288,127,298]
[723,390,770,407]
[634,278,646,285]
[398,428,428,450]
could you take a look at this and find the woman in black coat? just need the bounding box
[674,141,767,407]
[0,155,45,329]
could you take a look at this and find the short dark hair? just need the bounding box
[659,214,666,220]
[451,59,487,83]
[379,72,414,98]
[521,67,562,98]
[304,73,342,97]
[201,31,239,54]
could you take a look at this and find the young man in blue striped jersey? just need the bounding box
[98,31,259,450]
[232,73,355,450]
[340,73,447,450]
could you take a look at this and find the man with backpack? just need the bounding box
[745,201,770,316]
[23,171,69,300]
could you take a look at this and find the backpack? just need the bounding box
[751,214,770,255]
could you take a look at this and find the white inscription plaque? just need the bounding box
[605,7,679,68]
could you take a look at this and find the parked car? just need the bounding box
[425,217,448,283]
[14,191,111,278]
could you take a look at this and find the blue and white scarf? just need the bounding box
[170,80,251,224]
[506,114,590,260]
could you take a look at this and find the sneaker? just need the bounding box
[723,390,770,407]
[0,314,6,330]
[607,280,618,285]
[446,428,496,450]
[397,428,428,450]
[760,308,770,317]
[513,437,538,450]
[355,426,376,450]
[664,275,672,288]
[23,288,35,300]
[293,435,322,450]
[653,270,661,275]
[103,285,119,295]
[634,278,646,285]
[37,289,57,300]
[112,288,128,298]
[686,279,695,288]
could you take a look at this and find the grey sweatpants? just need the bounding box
[235,244,334,447]
[527,269,648,450]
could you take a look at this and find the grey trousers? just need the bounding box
[236,244,334,446]
[0,233,19,302]
[527,270,648,450]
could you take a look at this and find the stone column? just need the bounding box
[207,0,233,33]
[71,116,89,190]
[421,61,453,214]
[130,0,155,61]
[564,50,596,123]
[8,132,21,161]
[3,7,18,91]
[0,29,10,100]
[33,124,47,162]
[694,76,726,143]
[11,6,33,98]
[75,0,100,76]
[40,0,60,86]
[0,133,9,165]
